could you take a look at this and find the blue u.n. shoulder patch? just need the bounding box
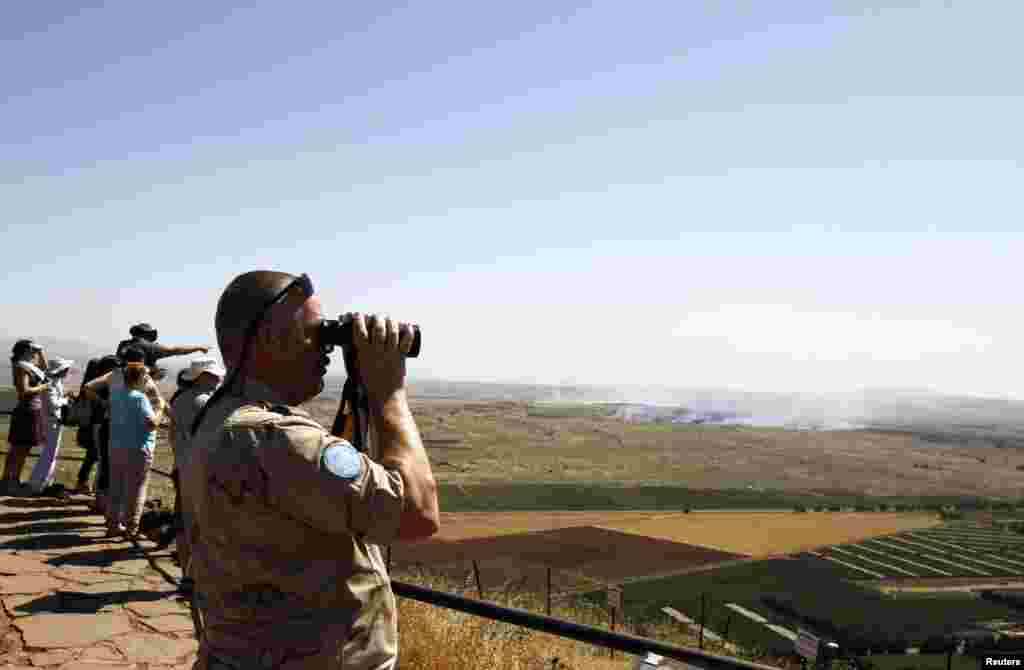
[321,441,363,481]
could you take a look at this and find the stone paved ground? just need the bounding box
[0,492,197,670]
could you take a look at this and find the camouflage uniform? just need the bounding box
[180,381,405,670]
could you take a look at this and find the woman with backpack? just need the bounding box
[75,355,121,505]
[3,340,50,494]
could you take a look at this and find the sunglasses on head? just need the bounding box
[243,273,315,340]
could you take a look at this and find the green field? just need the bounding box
[525,402,621,418]
[585,558,1022,655]
[438,481,1001,513]
[809,528,1024,579]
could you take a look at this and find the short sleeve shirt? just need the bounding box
[170,388,211,468]
[117,337,165,368]
[179,381,407,669]
[109,388,156,455]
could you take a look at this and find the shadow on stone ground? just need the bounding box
[0,532,106,552]
[0,519,103,536]
[12,589,178,616]
[46,545,150,569]
[0,496,79,508]
[0,509,93,524]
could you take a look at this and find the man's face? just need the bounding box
[262,293,328,403]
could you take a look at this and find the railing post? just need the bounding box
[609,599,616,658]
[546,567,551,616]
[700,593,706,650]
[472,561,483,599]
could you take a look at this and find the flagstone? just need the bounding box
[113,634,196,662]
[102,561,150,577]
[130,580,177,597]
[28,650,73,667]
[0,555,51,575]
[57,580,136,596]
[50,569,128,585]
[77,644,125,661]
[4,551,58,565]
[142,615,194,634]
[123,599,188,618]
[0,575,63,594]
[15,613,134,648]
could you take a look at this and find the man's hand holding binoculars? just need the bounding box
[340,312,417,409]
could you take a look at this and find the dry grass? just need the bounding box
[392,568,800,670]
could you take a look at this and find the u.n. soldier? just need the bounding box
[181,271,439,670]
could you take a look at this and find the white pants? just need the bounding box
[28,418,62,493]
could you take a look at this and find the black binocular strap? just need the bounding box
[331,345,371,453]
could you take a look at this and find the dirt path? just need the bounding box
[0,492,197,669]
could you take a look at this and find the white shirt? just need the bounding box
[44,377,67,420]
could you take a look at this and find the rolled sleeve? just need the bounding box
[255,419,405,544]
[138,395,156,421]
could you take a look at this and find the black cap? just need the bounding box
[129,323,157,338]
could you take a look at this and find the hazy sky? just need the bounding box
[3,2,1022,397]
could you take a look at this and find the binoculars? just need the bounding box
[320,318,422,358]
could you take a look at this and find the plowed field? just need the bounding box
[391,525,746,590]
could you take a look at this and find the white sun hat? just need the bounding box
[182,356,226,382]
[47,358,74,376]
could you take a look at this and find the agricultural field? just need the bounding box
[604,557,1024,656]
[386,510,940,603]
[392,525,747,585]
[803,522,1024,581]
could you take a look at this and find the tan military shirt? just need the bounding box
[180,380,405,670]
